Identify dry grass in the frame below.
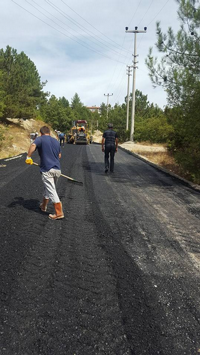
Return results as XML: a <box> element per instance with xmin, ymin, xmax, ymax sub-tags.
<box><xmin>135</xmin><ymin>150</ymin><xmax>179</xmax><ymax>173</ymax></box>
<box><xmin>130</xmin><ymin>148</ymin><xmax>193</xmax><ymax>182</ymax></box>
<box><xmin>119</xmin><ymin>141</ymin><xmax>194</xmax><ymax>182</ymax></box>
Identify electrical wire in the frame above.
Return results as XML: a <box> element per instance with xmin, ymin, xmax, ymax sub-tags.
<box><xmin>106</xmin><ymin>0</ymin><xmax>163</xmax><ymax>105</ymax></box>
<box><xmin>44</xmin><ymin>0</ymin><xmax>130</xmax><ymax>58</ymax></box>
<box><xmin>128</xmin><ymin>0</ymin><xmax>143</xmax><ymax>27</ymax></box>
<box><xmin>135</xmin><ymin>0</ymin><xmax>172</xmax><ymax>57</ymax></box>
<box><xmin>60</xmin><ymin>0</ymin><xmax>132</xmax><ymax>54</ymax></box>
<box><xmin>11</xmin><ymin>0</ymin><xmax>175</xmax><ymax>107</ymax></box>
<box><xmin>12</xmin><ymin>0</ymin><xmax>127</xmax><ymax>65</ymax></box>
<box><xmin>28</xmin><ymin>0</ymin><xmax>128</xmax><ymax>58</ymax></box>
<box><xmin>147</xmin><ymin>0</ymin><xmax>171</xmax><ymax>26</ymax></box>
<box><xmin>137</xmin><ymin>0</ymin><xmax>154</xmax><ymax>27</ymax></box>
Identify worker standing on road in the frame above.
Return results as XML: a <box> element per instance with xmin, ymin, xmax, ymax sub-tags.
<box><xmin>25</xmin><ymin>126</ymin><xmax>64</xmax><ymax>220</ymax></box>
<box><xmin>102</xmin><ymin>123</ymin><xmax>118</xmax><ymax>173</ymax></box>
<box><xmin>59</xmin><ymin>132</ymin><xmax>65</xmax><ymax>147</ymax></box>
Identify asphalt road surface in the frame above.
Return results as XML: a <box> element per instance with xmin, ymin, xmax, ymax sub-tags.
<box><xmin>0</xmin><ymin>143</ymin><xmax>200</xmax><ymax>355</ymax></box>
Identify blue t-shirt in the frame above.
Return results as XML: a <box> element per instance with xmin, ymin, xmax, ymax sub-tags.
<box><xmin>34</xmin><ymin>135</ymin><xmax>61</xmax><ymax>172</ymax></box>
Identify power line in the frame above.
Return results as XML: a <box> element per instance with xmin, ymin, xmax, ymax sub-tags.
<box><xmin>60</xmin><ymin>0</ymin><xmax>132</xmax><ymax>54</ymax></box>
<box><xmin>126</xmin><ymin>27</ymin><xmax>147</xmax><ymax>141</ymax></box>
<box><xmin>104</xmin><ymin>93</ymin><xmax>113</xmax><ymax>118</ymax></box>
<box><xmin>12</xmin><ymin>0</ymin><xmax>127</xmax><ymax>65</ymax></box>
<box><xmin>137</xmin><ymin>0</ymin><xmax>154</xmax><ymax>27</ymax></box>
<box><xmin>43</xmin><ymin>0</ymin><xmax>130</xmax><ymax>59</ymax></box>
<box><xmin>147</xmin><ymin>0</ymin><xmax>171</xmax><ymax>26</ymax></box>
<box><xmin>106</xmin><ymin>0</ymin><xmax>144</xmax><ymax>102</ymax></box>
<box><xmin>108</xmin><ymin>1</ymin><xmax>177</xmax><ymax>107</ymax></box>
<box><xmin>45</xmin><ymin>0</ymin><xmax>134</xmax><ymax>102</ymax></box>
<box><xmin>28</xmin><ymin>0</ymin><xmax>128</xmax><ymax>59</ymax></box>
<box><xmin>126</xmin><ymin>65</ymin><xmax>132</xmax><ymax>130</ymax></box>
<box><xmin>128</xmin><ymin>0</ymin><xmax>143</xmax><ymax>27</ymax></box>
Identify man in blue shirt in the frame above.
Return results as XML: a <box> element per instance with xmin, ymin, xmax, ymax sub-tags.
<box><xmin>59</xmin><ymin>132</ymin><xmax>65</xmax><ymax>147</ymax></box>
<box><xmin>25</xmin><ymin>126</ymin><xmax>64</xmax><ymax>220</ymax></box>
<box><xmin>102</xmin><ymin>123</ymin><xmax>118</xmax><ymax>173</ymax></box>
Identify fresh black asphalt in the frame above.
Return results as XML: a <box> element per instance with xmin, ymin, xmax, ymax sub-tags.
<box><xmin>0</xmin><ymin>143</ymin><xmax>200</xmax><ymax>355</ymax></box>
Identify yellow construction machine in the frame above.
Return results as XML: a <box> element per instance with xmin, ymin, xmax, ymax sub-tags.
<box><xmin>67</xmin><ymin>120</ymin><xmax>91</xmax><ymax>145</ymax></box>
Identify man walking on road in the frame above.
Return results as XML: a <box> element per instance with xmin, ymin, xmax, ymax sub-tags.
<box><xmin>25</xmin><ymin>126</ymin><xmax>64</xmax><ymax>220</ymax></box>
<box><xmin>102</xmin><ymin>123</ymin><xmax>118</xmax><ymax>173</ymax></box>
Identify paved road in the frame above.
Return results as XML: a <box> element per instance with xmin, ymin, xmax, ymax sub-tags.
<box><xmin>0</xmin><ymin>144</ymin><xmax>200</xmax><ymax>355</ymax></box>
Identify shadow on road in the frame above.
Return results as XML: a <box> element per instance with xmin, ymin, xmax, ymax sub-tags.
<box><xmin>8</xmin><ymin>197</ymin><xmax>42</xmax><ymax>213</ymax></box>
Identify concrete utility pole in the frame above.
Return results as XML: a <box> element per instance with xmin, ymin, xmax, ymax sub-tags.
<box><xmin>126</xmin><ymin>65</ymin><xmax>132</xmax><ymax>130</ymax></box>
<box><xmin>125</xmin><ymin>26</ymin><xmax>147</xmax><ymax>141</ymax></box>
<box><xmin>104</xmin><ymin>93</ymin><xmax>113</xmax><ymax>119</ymax></box>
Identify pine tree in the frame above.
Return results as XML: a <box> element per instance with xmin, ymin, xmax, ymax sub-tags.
<box><xmin>145</xmin><ymin>0</ymin><xmax>200</xmax><ymax>106</ymax></box>
<box><xmin>0</xmin><ymin>46</ymin><xmax>47</xmax><ymax>119</ymax></box>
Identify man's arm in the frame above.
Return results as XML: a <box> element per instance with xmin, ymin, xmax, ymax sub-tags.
<box><xmin>25</xmin><ymin>143</ymin><xmax>36</xmax><ymax>165</ymax></box>
<box><xmin>115</xmin><ymin>138</ymin><xmax>118</xmax><ymax>152</ymax></box>
<box><xmin>27</xmin><ymin>143</ymin><xmax>36</xmax><ymax>157</ymax></box>
<box><xmin>102</xmin><ymin>137</ymin><xmax>105</xmax><ymax>152</ymax></box>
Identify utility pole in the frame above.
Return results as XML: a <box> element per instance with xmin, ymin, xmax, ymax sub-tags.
<box><xmin>126</xmin><ymin>65</ymin><xmax>132</xmax><ymax>130</ymax></box>
<box><xmin>125</xmin><ymin>26</ymin><xmax>147</xmax><ymax>141</ymax></box>
<box><xmin>104</xmin><ymin>93</ymin><xmax>113</xmax><ymax>119</ymax></box>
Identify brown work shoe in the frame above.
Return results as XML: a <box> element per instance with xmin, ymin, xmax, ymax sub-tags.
<box><xmin>49</xmin><ymin>202</ymin><xmax>64</xmax><ymax>220</ymax></box>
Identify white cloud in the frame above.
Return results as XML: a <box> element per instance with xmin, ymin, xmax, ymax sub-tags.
<box><xmin>0</xmin><ymin>0</ymin><xmax>180</xmax><ymax>108</ymax></box>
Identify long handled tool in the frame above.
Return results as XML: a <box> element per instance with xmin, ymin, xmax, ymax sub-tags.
<box><xmin>32</xmin><ymin>162</ymin><xmax>83</xmax><ymax>185</ymax></box>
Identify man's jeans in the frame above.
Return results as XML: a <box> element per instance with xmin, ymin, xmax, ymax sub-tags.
<box><xmin>105</xmin><ymin>145</ymin><xmax>116</xmax><ymax>172</ymax></box>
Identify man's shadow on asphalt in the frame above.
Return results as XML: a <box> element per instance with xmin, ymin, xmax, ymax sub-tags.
<box><xmin>8</xmin><ymin>197</ymin><xmax>43</xmax><ymax>214</ymax></box>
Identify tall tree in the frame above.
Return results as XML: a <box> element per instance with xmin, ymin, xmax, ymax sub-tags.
<box><xmin>43</xmin><ymin>95</ymin><xmax>74</xmax><ymax>132</ymax></box>
<box><xmin>71</xmin><ymin>93</ymin><xmax>83</xmax><ymax>110</ymax></box>
<box><xmin>0</xmin><ymin>70</ymin><xmax>5</xmax><ymax>118</ymax></box>
<box><xmin>0</xmin><ymin>46</ymin><xmax>47</xmax><ymax>119</ymax></box>
<box><xmin>145</xmin><ymin>0</ymin><xmax>200</xmax><ymax>106</ymax></box>
<box><xmin>145</xmin><ymin>0</ymin><xmax>200</xmax><ymax>182</ymax></box>
<box><xmin>59</xmin><ymin>96</ymin><xmax>69</xmax><ymax>108</ymax></box>
<box><xmin>100</xmin><ymin>102</ymin><xmax>107</xmax><ymax>117</ymax></box>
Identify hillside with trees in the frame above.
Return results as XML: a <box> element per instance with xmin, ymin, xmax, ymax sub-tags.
<box><xmin>0</xmin><ymin>46</ymin><xmax>170</xmax><ymax>148</ymax></box>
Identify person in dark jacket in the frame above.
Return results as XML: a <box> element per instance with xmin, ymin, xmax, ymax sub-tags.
<box><xmin>102</xmin><ymin>123</ymin><xmax>118</xmax><ymax>173</ymax></box>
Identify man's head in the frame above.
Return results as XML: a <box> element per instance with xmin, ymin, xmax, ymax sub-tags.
<box><xmin>40</xmin><ymin>126</ymin><xmax>50</xmax><ymax>135</ymax></box>
<box><xmin>108</xmin><ymin>123</ymin><xmax>113</xmax><ymax>129</ymax></box>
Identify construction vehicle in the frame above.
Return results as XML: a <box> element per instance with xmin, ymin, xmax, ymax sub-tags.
<box><xmin>68</xmin><ymin>120</ymin><xmax>90</xmax><ymax>145</ymax></box>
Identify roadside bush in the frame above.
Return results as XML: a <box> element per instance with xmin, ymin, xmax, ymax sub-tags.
<box><xmin>0</xmin><ymin>126</ymin><xmax>5</xmax><ymax>147</ymax></box>
<box><xmin>135</xmin><ymin>116</ymin><xmax>174</xmax><ymax>143</ymax></box>
<box><xmin>166</xmin><ymin>91</ymin><xmax>200</xmax><ymax>184</ymax></box>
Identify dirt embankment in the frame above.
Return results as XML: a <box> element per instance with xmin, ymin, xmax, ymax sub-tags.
<box><xmin>0</xmin><ymin>118</ymin><xmax>57</xmax><ymax>159</ymax></box>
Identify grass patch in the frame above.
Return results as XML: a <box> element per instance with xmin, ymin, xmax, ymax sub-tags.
<box><xmin>135</xmin><ymin>150</ymin><xmax>194</xmax><ymax>182</ymax></box>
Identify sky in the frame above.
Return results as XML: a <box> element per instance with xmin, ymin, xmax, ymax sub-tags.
<box><xmin>0</xmin><ymin>0</ymin><xmax>181</xmax><ymax>109</ymax></box>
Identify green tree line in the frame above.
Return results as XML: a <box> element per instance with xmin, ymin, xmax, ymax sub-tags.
<box><xmin>0</xmin><ymin>45</ymin><xmax>170</xmax><ymax>146</ymax></box>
